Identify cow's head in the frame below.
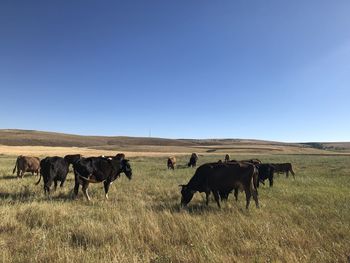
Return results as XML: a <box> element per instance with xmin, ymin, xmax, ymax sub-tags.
<box><xmin>121</xmin><ymin>159</ymin><xmax>132</xmax><ymax>180</ymax></box>
<box><xmin>179</xmin><ymin>184</ymin><xmax>195</xmax><ymax>207</ymax></box>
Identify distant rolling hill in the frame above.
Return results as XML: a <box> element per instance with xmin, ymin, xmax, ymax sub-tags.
<box><xmin>0</xmin><ymin>129</ymin><xmax>347</xmax><ymax>155</ymax></box>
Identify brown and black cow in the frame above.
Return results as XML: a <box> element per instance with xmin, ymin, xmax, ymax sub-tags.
<box><xmin>13</xmin><ymin>155</ymin><xmax>40</xmax><ymax>178</ymax></box>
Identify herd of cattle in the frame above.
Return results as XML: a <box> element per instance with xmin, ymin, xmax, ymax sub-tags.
<box><xmin>11</xmin><ymin>153</ymin><xmax>295</xmax><ymax>208</ymax></box>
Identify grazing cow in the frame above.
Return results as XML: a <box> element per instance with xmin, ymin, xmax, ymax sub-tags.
<box><xmin>187</xmin><ymin>153</ymin><xmax>198</xmax><ymax>167</ymax></box>
<box><xmin>64</xmin><ymin>154</ymin><xmax>81</xmax><ymax>166</ymax></box>
<box><xmin>224</xmin><ymin>154</ymin><xmax>230</xmax><ymax>163</ymax></box>
<box><xmin>73</xmin><ymin>156</ymin><xmax>132</xmax><ymax>201</ymax></box>
<box><xmin>241</xmin><ymin>159</ymin><xmax>262</xmax><ymax>165</ymax></box>
<box><xmin>167</xmin><ymin>157</ymin><xmax>176</xmax><ymax>170</ymax></box>
<box><xmin>36</xmin><ymin>157</ymin><xmax>69</xmax><ymax>194</ymax></box>
<box><xmin>271</xmin><ymin>163</ymin><xmax>295</xmax><ymax>178</ymax></box>
<box><xmin>256</xmin><ymin>164</ymin><xmax>275</xmax><ymax>187</ymax></box>
<box><xmin>180</xmin><ymin>161</ymin><xmax>259</xmax><ymax>209</ymax></box>
<box><xmin>115</xmin><ymin>153</ymin><xmax>125</xmax><ymax>160</ymax></box>
<box><xmin>13</xmin><ymin>155</ymin><xmax>40</xmax><ymax>178</ymax></box>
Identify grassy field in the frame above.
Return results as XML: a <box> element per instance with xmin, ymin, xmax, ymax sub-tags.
<box><xmin>0</xmin><ymin>154</ymin><xmax>349</xmax><ymax>262</ymax></box>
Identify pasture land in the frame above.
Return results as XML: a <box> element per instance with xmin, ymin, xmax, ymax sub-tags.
<box><xmin>0</xmin><ymin>154</ymin><xmax>349</xmax><ymax>262</ymax></box>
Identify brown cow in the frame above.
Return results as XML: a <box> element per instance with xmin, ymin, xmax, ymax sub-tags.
<box><xmin>167</xmin><ymin>157</ymin><xmax>176</xmax><ymax>170</ymax></box>
<box><xmin>13</xmin><ymin>155</ymin><xmax>40</xmax><ymax>178</ymax></box>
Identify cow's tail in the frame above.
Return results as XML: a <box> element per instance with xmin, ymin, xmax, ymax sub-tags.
<box><xmin>251</xmin><ymin>165</ymin><xmax>260</xmax><ymax>208</ymax></box>
<box><xmin>251</xmin><ymin>166</ymin><xmax>259</xmax><ymax>193</ymax></box>
<box><xmin>35</xmin><ymin>172</ymin><xmax>42</xmax><ymax>185</ymax></box>
<box><xmin>12</xmin><ymin>158</ymin><xmax>18</xmax><ymax>174</ymax></box>
<box><xmin>290</xmin><ymin>164</ymin><xmax>295</xmax><ymax>178</ymax></box>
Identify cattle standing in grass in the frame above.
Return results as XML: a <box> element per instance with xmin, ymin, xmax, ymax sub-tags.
<box><xmin>73</xmin><ymin>156</ymin><xmax>132</xmax><ymax>201</ymax></box>
<box><xmin>167</xmin><ymin>157</ymin><xmax>176</xmax><ymax>170</ymax></box>
<box><xmin>64</xmin><ymin>154</ymin><xmax>81</xmax><ymax>167</ymax></box>
<box><xmin>271</xmin><ymin>163</ymin><xmax>295</xmax><ymax>178</ymax></box>
<box><xmin>13</xmin><ymin>155</ymin><xmax>40</xmax><ymax>178</ymax></box>
<box><xmin>256</xmin><ymin>164</ymin><xmax>275</xmax><ymax>187</ymax></box>
<box><xmin>241</xmin><ymin>159</ymin><xmax>262</xmax><ymax>165</ymax></box>
<box><xmin>36</xmin><ymin>157</ymin><xmax>69</xmax><ymax>194</ymax></box>
<box><xmin>115</xmin><ymin>153</ymin><xmax>125</xmax><ymax>160</ymax></box>
<box><xmin>224</xmin><ymin>154</ymin><xmax>230</xmax><ymax>163</ymax></box>
<box><xmin>180</xmin><ymin>162</ymin><xmax>259</xmax><ymax>209</ymax></box>
<box><xmin>188</xmin><ymin>153</ymin><xmax>198</xmax><ymax>167</ymax></box>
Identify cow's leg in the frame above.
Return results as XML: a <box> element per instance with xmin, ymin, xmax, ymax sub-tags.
<box><xmin>252</xmin><ymin>189</ymin><xmax>259</xmax><ymax>208</ymax></box>
<box><xmin>205</xmin><ymin>191</ymin><xmax>210</xmax><ymax>206</ymax></box>
<box><xmin>286</xmin><ymin>170</ymin><xmax>289</xmax><ymax>178</ymax></box>
<box><xmin>17</xmin><ymin>169</ymin><xmax>20</xmax><ymax>178</ymax></box>
<box><xmin>82</xmin><ymin>181</ymin><xmax>91</xmax><ymax>201</ymax></box>
<box><xmin>60</xmin><ymin>179</ymin><xmax>65</xmax><ymax>188</ymax></box>
<box><xmin>73</xmin><ymin>180</ymin><xmax>80</xmax><ymax>198</ymax></box>
<box><xmin>212</xmin><ymin>191</ymin><xmax>221</xmax><ymax>208</ymax></box>
<box><xmin>234</xmin><ymin>188</ymin><xmax>239</xmax><ymax>202</ymax></box>
<box><xmin>54</xmin><ymin>180</ymin><xmax>58</xmax><ymax>191</ymax></box>
<box><xmin>245</xmin><ymin>189</ymin><xmax>252</xmax><ymax>209</ymax></box>
<box><xmin>104</xmin><ymin>181</ymin><xmax>111</xmax><ymax>199</ymax></box>
<box><xmin>290</xmin><ymin>169</ymin><xmax>295</xmax><ymax>179</ymax></box>
<box><xmin>269</xmin><ymin>177</ymin><xmax>273</xmax><ymax>187</ymax></box>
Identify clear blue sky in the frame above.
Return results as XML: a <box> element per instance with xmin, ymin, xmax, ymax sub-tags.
<box><xmin>0</xmin><ymin>1</ymin><xmax>349</xmax><ymax>142</ymax></box>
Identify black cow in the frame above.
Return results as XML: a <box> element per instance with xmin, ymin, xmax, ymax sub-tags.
<box><xmin>64</xmin><ymin>154</ymin><xmax>81</xmax><ymax>166</ymax></box>
<box><xmin>270</xmin><ymin>163</ymin><xmax>295</xmax><ymax>178</ymax></box>
<box><xmin>224</xmin><ymin>154</ymin><xmax>230</xmax><ymax>163</ymax></box>
<box><xmin>36</xmin><ymin>156</ymin><xmax>69</xmax><ymax>194</ymax></box>
<box><xmin>187</xmin><ymin>153</ymin><xmax>198</xmax><ymax>167</ymax></box>
<box><xmin>115</xmin><ymin>153</ymin><xmax>126</xmax><ymax>160</ymax></box>
<box><xmin>241</xmin><ymin>159</ymin><xmax>262</xmax><ymax>165</ymax></box>
<box><xmin>256</xmin><ymin>164</ymin><xmax>275</xmax><ymax>187</ymax></box>
<box><xmin>180</xmin><ymin>162</ymin><xmax>259</xmax><ymax>209</ymax></box>
<box><xmin>73</xmin><ymin>156</ymin><xmax>132</xmax><ymax>201</ymax></box>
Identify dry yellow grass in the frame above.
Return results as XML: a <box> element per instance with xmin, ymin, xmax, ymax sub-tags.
<box><xmin>0</xmin><ymin>144</ymin><xmax>338</xmax><ymax>159</ymax></box>
<box><xmin>0</xmin><ymin>154</ymin><xmax>349</xmax><ymax>262</ymax></box>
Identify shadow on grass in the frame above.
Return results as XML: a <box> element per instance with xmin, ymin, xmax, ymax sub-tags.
<box><xmin>0</xmin><ymin>175</ymin><xmax>18</xmax><ymax>180</ymax></box>
<box><xmin>150</xmin><ymin>201</ymin><xmax>223</xmax><ymax>215</ymax></box>
<box><xmin>0</xmin><ymin>186</ymin><xmax>75</xmax><ymax>203</ymax></box>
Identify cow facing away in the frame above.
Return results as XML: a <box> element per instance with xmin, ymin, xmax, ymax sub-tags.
<box><xmin>180</xmin><ymin>162</ymin><xmax>259</xmax><ymax>209</ymax></box>
<box><xmin>167</xmin><ymin>157</ymin><xmax>176</xmax><ymax>170</ymax></box>
<box><xmin>36</xmin><ymin>157</ymin><xmax>69</xmax><ymax>194</ymax></box>
<box><xmin>188</xmin><ymin>153</ymin><xmax>198</xmax><ymax>167</ymax></box>
<box><xmin>13</xmin><ymin>156</ymin><xmax>40</xmax><ymax>178</ymax></box>
<box><xmin>224</xmin><ymin>154</ymin><xmax>230</xmax><ymax>163</ymax></box>
<box><xmin>64</xmin><ymin>154</ymin><xmax>81</xmax><ymax>167</ymax></box>
<box><xmin>271</xmin><ymin>163</ymin><xmax>295</xmax><ymax>178</ymax></box>
<box><xmin>73</xmin><ymin>156</ymin><xmax>132</xmax><ymax>201</ymax></box>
